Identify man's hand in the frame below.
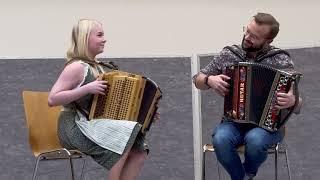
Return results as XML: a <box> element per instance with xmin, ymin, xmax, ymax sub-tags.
<box><xmin>275</xmin><ymin>82</ymin><xmax>296</xmax><ymax>109</ymax></box>
<box><xmin>207</xmin><ymin>74</ymin><xmax>230</xmax><ymax>96</ymax></box>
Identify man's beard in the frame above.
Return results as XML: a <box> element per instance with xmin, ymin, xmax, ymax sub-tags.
<box><xmin>241</xmin><ymin>36</ymin><xmax>264</xmax><ymax>52</ymax></box>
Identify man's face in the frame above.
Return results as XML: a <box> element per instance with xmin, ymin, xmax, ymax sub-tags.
<box><xmin>241</xmin><ymin>20</ymin><xmax>272</xmax><ymax>52</ymax></box>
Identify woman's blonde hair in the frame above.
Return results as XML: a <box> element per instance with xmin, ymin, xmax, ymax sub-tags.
<box><xmin>66</xmin><ymin>19</ymin><xmax>101</xmax><ymax>62</ymax></box>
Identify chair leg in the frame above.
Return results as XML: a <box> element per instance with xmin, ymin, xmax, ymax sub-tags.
<box><xmin>275</xmin><ymin>144</ymin><xmax>279</xmax><ymax>180</ymax></box>
<box><xmin>80</xmin><ymin>156</ymin><xmax>87</xmax><ymax>180</ymax></box>
<box><xmin>68</xmin><ymin>156</ymin><xmax>75</xmax><ymax>180</ymax></box>
<box><xmin>284</xmin><ymin>147</ymin><xmax>292</xmax><ymax>180</ymax></box>
<box><xmin>61</xmin><ymin>149</ymin><xmax>76</xmax><ymax>180</ymax></box>
<box><xmin>32</xmin><ymin>155</ymin><xmax>43</xmax><ymax>180</ymax></box>
<box><xmin>203</xmin><ymin>151</ymin><xmax>206</xmax><ymax>180</ymax></box>
<box><xmin>216</xmin><ymin>155</ymin><xmax>221</xmax><ymax>180</ymax></box>
<box><xmin>203</xmin><ymin>146</ymin><xmax>221</xmax><ymax>180</ymax></box>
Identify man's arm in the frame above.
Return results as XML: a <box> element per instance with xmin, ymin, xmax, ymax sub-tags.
<box><xmin>192</xmin><ymin>48</ymin><xmax>228</xmax><ymax>90</ymax></box>
<box><xmin>193</xmin><ymin>72</ymin><xmax>210</xmax><ymax>90</ymax></box>
<box><xmin>193</xmin><ymin>73</ymin><xmax>231</xmax><ymax>96</ymax></box>
<box><xmin>273</xmin><ymin>52</ymin><xmax>303</xmax><ymax>113</ymax></box>
<box><xmin>293</xmin><ymin>97</ymin><xmax>302</xmax><ymax>114</ymax></box>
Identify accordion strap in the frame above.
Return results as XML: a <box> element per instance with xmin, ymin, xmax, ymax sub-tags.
<box><xmin>256</xmin><ymin>49</ymin><xmax>290</xmax><ymax>62</ymax></box>
<box><xmin>278</xmin><ymin>79</ymin><xmax>300</xmax><ymax>127</ymax></box>
<box><xmin>65</xmin><ymin>58</ymin><xmax>119</xmax><ymax>70</ymax></box>
<box><xmin>74</xmin><ymin>102</ymin><xmax>89</xmax><ymax>120</ymax></box>
<box><xmin>224</xmin><ymin>45</ymin><xmax>291</xmax><ymax>63</ymax></box>
<box><xmin>224</xmin><ymin>45</ymin><xmax>246</xmax><ymax>61</ymax></box>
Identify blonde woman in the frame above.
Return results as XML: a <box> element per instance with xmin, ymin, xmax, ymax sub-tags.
<box><xmin>48</xmin><ymin>19</ymin><xmax>148</xmax><ymax>180</ymax></box>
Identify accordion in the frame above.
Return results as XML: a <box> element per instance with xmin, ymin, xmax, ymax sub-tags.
<box><xmin>223</xmin><ymin>62</ymin><xmax>302</xmax><ymax>131</ymax></box>
<box><xmin>89</xmin><ymin>71</ymin><xmax>162</xmax><ymax>134</ymax></box>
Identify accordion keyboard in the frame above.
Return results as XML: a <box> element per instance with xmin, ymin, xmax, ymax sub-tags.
<box><xmin>90</xmin><ymin>72</ymin><xmax>144</xmax><ymax>121</ymax></box>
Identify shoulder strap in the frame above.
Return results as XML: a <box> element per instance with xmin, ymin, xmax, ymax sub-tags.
<box><xmin>96</xmin><ymin>60</ymin><xmax>119</xmax><ymax>70</ymax></box>
<box><xmin>277</xmin><ymin>78</ymin><xmax>300</xmax><ymax>128</ymax></box>
<box><xmin>65</xmin><ymin>58</ymin><xmax>119</xmax><ymax>70</ymax></box>
<box><xmin>224</xmin><ymin>45</ymin><xmax>291</xmax><ymax>63</ymax></box>
<box><xmin>223</xmin><ymin>45</ymin><xmax>246</xmax><ymax>61</ymax></box>
<box><xmin>74</xmin><ymin>102</ymin><xmax>89</xmax><ymax>120</ymax></box>
<box><xmin>256</xmin><ymin>49</ymin><xmax>291</xmax><ymax>62</ymax></box>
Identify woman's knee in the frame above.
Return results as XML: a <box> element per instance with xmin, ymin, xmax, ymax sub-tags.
<box><xmin>129</xmin><ymin>150</ymin><xmax>147</xmax><ymax>165</ymax></box>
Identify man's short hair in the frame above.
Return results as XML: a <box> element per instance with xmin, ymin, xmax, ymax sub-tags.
<box><xmin>253</xmin><ymin>13</ymin><xmax>280</xmax><ymax>39</ymax></box>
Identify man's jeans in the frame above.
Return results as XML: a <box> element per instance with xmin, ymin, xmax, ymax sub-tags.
<box><xmin>212</xmin><ymin>120</ymin><xmax>284</xmax><ymax>180</ymax></box>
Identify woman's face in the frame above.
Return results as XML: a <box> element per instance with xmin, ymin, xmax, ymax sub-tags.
<box><xmin>88</xmin><ymin>23</ymin><xmax>106</xmax><ymax>57</ymax></box>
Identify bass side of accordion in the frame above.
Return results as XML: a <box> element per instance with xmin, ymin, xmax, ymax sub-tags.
<box><xmin>89</xmin><ymin>71</ymin><xmax>162</xmax><ymax>134</ymax></box>
<box><xmin>223</xmin><ymin>62</ymin><xmax>302</xmax><ymax>132</ymax></box>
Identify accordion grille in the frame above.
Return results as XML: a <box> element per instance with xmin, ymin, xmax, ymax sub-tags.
<box><xmin>91</xmin><ymin>72</ymin><xmax>143</xmax><ymax>121</ymax></box>
<box><xmin>117</xmin><ymin>77</ymin><xmax>138</xmax><ymax>120</ymax></box>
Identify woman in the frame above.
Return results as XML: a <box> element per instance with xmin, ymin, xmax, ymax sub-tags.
<box><xmin>48</xmin><ymin>19</ymin><xmax>149</xmax><ymax>180</ymax></box>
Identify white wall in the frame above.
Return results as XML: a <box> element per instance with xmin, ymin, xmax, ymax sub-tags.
<box><xmin>0</xmin><ymin>0</ymin><xmax>319</xmax><ymax>59</ymax></box>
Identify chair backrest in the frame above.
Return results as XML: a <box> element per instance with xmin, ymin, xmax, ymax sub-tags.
<box><xmin>22</xmin><ymin>91</ymin><xmax>62</xmax><ymax>157</ymax></box>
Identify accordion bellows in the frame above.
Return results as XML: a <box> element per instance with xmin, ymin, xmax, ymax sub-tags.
<box><xmin>223</xmin><ymin>62</ymin><xmax>302</xmax><ymax>132</ymax></box>
<box><xmin>89</xmin><ymin>71</ymin><xmax>162</xmax><ymax>134</ymax></box>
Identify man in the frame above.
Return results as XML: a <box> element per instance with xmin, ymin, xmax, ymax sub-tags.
<box><xmin>193</xmin><ymin>13</ymin><xmax>302</xmax><ymax>180</ymax></box>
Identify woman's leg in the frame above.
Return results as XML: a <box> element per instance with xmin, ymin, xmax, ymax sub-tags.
<box><xmin>119</xmin><ymin>149</ymin><xmax>148</xmax><ymax>180</ymax></box>
<box><xmin>108</xmin><ymin>150</ymin><xmax>132</xmax><ymax>180</ymax></box>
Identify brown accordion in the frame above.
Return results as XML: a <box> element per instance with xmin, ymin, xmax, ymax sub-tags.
<box><xmin>223</xmin><ymin>62</ymin><xmax>302</xmax><ymax>131</ymax></box>
<box><xmin>89</xmin><ymin>71</ymin><xmax>162</xmax><ymax>134</ymax></box>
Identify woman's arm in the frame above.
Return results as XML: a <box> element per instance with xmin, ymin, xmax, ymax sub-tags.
<box><xmin>48</xmin><ymin>62</ymin><xmax>88</xmax><ymax>106</ymax></box>
<box><xmin>48</xmin><ymin>62</ymin><xmax>108</xmax><ymax>106</ymax></box>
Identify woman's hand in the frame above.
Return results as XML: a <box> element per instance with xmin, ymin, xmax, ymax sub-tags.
<box><xmin>83</xmin><ymin>79</ymin><xmax>108</xmax><ymax>95</ymax></box>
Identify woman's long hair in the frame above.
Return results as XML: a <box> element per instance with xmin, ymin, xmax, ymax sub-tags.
<box><xmin>66</xmin><ymin>19</ymin><xmax>101</xmax><ymax>62</ymax></box>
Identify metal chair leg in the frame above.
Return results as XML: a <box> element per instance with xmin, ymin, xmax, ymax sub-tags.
<box><xmin>80</xmin><ymin>156</ymin><xmax>87</xmax><ymax>180</ymax></box>
<box><xmin>32</xmin><ymin>155</ymin><xmax>43</xmax><ymax>180</ymax></box>
<box><xmin>31</xmin><ymin>149</ymin><xmax>87</xmax><ymax>180</ymax></box>
<box><xmin>61</xmin><ymin>149</ymin><xmax>76</xmax><ymax>180</ymax></box>
<box><xmin>275</xmin><ymin>144</ymin><xmax>279</xmax><ymax>180</ymax></box>
<box><xmin>203</xmin><ymin>145</ymin><xmax>221</xmax><ymax>180</ymax></box>
<box><xmin>284</xmin><ymin>147</ymin><xmax>292</xmax><ymax>180</ymax></box>
<box><xmin>203</xmin><ymin>151</ymin><xmax>206</xmax><ymax>180</ymax></box>
<box><xmin>68</xmin><ymin>156</ymin><xmax>75</xmax><ymax>180</ymax></box>
<box><xmin>216</xmin><ymin>156</ymin><xmax>221</xmax><ymax>180</ymax></box>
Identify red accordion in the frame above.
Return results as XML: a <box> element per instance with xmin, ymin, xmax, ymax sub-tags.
<box><xmin>223</xmin><ymin>62</ymin><xmax>302</xmax><ymax>131</ymax></box>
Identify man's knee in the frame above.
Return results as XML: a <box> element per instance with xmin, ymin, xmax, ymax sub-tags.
<box><xmin>245</xmin><ymin>129</ymin><xmax>269</xmax><ymax>153</ymax></box>
<box><xmin>212</xmin><ymin>130</ymin><xmax>234</xmax><ymax>150</ymax></box>
<box><xmin>212</xmin><ymin>122</ymin><xmax>240</xmax><ymax>149</ymax></box>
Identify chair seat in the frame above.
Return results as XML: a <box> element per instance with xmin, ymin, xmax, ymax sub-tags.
<box><xmin>203</xmin><ymin>144</ymin><xmax>252</xmax><ymax>153</ymax></box>
<box><xmin>37</xmin><ymin>149</ymin><xmax>85</xmax><ymax>160</ymax></box>
<box><xmin>203</xmin><ymin>143</ymin><xmax>280</xmax><ymax>154</ymax></box>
